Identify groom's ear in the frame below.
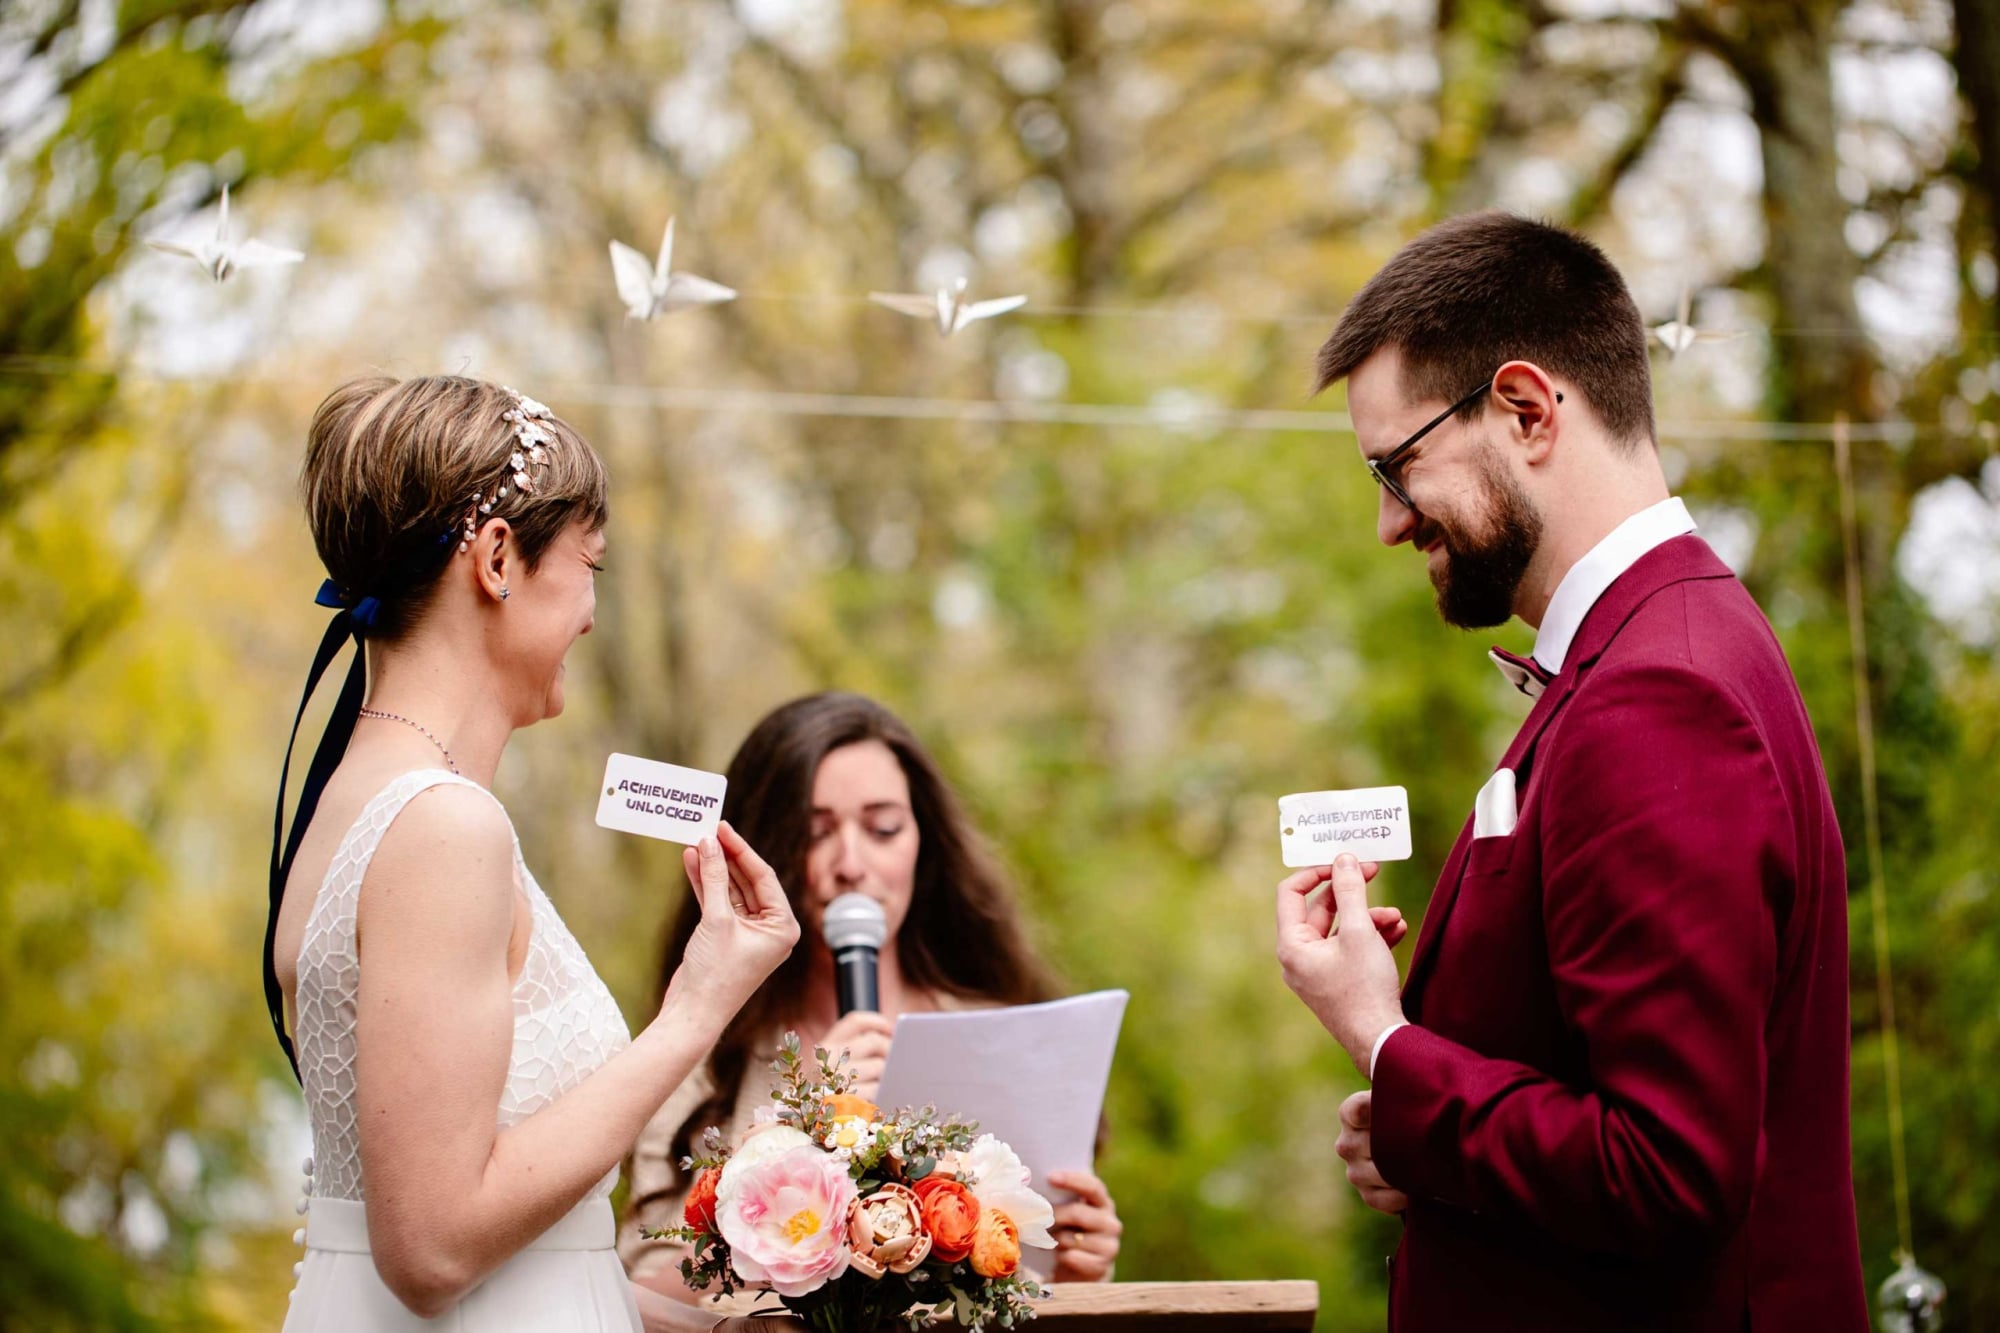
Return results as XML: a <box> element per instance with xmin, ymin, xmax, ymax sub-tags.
<box><xmin>1491</xmin><ymin>360</ymin><xmax>1563</xmax><ymax>465</ymax></box>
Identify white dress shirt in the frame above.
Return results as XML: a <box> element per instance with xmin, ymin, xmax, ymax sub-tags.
<box><xmin>1369</xmin><ymin>496</ymin><xmax>1700</xmax><ymax>1079</ymax></box>
<box><xmin>1531</xmin><ymin>496</ymin><xmax>1697</xmax><ymax>674</ymax></box>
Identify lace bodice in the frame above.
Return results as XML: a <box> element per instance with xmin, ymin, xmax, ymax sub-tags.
<box><xmin>294</xmin><ymin>769</ymin><xmax>632</xmax><ymax>1202</ymax></box>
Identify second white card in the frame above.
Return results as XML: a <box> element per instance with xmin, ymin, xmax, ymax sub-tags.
<box><xmin>1277</xmin><ymin>785</ymin><xmax>1413</xmax><ymax>868</ymax></box>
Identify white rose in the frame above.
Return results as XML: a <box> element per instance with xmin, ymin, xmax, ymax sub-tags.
<box><xmin>961</xmin><ymin>1134</ymin><xmax>1055</xmax><ymax>1249</ymax></box>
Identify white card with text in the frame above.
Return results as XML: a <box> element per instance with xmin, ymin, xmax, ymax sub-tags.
<box><xmin>1278</xmin><ymin>785</ymin><xmax>1413</xmax><ymax>868</ymax></box>
<box><xmin>595</xmin><ymin>753</ymin><xmax>726</xmax><ymax>845</ymax></box>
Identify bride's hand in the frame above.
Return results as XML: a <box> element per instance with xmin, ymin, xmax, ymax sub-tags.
<box><xmin>662</xmin><ymin>821</ymin><xmax>800</xmax><ymax>1024</ymax></box>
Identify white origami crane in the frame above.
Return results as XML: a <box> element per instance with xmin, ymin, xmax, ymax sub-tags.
<box><xmin>145</xmin><ymin>185</ymin><xmax>304</xmax><ymax>282</ymax></box>
<box><xmin>868</xmin><ymin>277</ymin><xmax>1027</xmax><ymax>337</ymax></box>
<box><xmin>1650</xmin><ymin>286</ymin><xmax>1743</xmax><ymax>359</ymax></box>
<box><xmin>608</xmin><ymin>218</ymin><xmax>737</xmax><ymax>320</ymax></box>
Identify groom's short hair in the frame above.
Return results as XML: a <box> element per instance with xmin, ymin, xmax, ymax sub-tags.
<box><xmin>1314</xmin><ymin>211</ymin><xmax>1657</xmax><ymax>450</ymax></box>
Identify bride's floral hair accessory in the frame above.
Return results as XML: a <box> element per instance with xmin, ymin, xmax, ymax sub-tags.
<box><xmin>460</xmin><ymin>387</ymin><xmax>559</xmax><ymax>552</ymax></box>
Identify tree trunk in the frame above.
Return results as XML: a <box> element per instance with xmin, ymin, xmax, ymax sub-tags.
<box><xmin>1728</xmin><ymin>1</ymin><xmax>1881</xmax><ymax>426</ymax></box>
<box><xmin>1954</xmin><ymin>0</ymin><xmax>2000</xmax><ymax>274</ymax></box>
<box><xmin>1690</xmin><ymin>2</ymin><xmax>1906</xmax><ymax>578</ymax></box>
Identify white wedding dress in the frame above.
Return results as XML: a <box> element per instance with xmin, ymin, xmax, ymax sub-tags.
<box><xmin>282</xmin><ymin>769</ymin><xmax>641</xmax><ymax>1331</ymax></box>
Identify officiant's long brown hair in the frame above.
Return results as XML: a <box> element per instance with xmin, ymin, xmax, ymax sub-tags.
<box><xmin>655</xmin><ymin>691</ymin><xmax>1060</xmax><ymax>1167</ymax></box>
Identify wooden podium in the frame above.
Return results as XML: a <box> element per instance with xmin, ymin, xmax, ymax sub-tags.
<box><xmin>719</xmin><ymin>1282</ymin><xmax>1318</xmax><ymax>1331</ymax></box>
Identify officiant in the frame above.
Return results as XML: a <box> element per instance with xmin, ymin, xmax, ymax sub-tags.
<box><xmin>618</xmin><ymin>692</ymin><xmax>1124</xmax><ymax>1304</ymax></box>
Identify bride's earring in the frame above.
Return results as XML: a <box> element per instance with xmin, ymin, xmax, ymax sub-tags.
<box><xmin>500</xmin><ymin>586</ymin><xmax>510</xmax><ymax>600</ymax></box>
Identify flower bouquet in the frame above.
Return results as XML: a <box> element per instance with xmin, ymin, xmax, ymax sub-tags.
<box><xmin>653</xmin><ymin>1034</ymin><xmax>1054</xmax><ymax>1332</ymax></box>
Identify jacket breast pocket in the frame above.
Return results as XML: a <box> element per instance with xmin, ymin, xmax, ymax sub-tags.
<box><xmin>1463</xmin><ymin>829</ymin><xmax>1518</xmax><ymax>877</ymax></box>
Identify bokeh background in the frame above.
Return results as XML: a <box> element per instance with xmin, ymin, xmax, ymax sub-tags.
<box><xmin>4</xmin><ymin>0</ymin><xmax>1999</xmax><ymax>1328</ymax></box>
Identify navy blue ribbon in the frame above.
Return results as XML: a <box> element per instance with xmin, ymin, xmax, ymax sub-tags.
<box><xmin>267</xmin><ymin>530</ymin><xmax>458</xmax><ymax>1077</ymax></box>
<box><xmin>264</xmin><ymin>583</ymin><xmax>373</xmax><ymax>1080</ymax></box>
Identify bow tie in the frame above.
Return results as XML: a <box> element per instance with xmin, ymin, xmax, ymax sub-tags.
<box><xmin>1488</xmin><ymin>646</ymin><xmax>1553</xmax><ymax>699</ymax></box>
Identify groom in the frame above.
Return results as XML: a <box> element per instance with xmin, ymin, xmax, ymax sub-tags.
<box><xmin>1274</xmin><ymin>213</ymin><xmax>1867</xmax><ymax>1329</ymax></box>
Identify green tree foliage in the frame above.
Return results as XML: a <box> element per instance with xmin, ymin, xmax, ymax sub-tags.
<box><xmin>0</xmin><ymin>3</ymin><xmax>430</xmax><ymax>1324</ymax></box>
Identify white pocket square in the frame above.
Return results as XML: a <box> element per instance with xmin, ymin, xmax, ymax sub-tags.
<box><xmin>1473</xmin><ymin>767</ymin><xmax>1518</xmax><ymax>839</ymax></box>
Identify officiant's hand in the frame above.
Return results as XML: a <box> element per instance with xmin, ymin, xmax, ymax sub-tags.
<box><xmin>1048</xmin><ymin>1170</ymin><xmax>1122</xmax><ymax>1282</ymax></box>
<box><xmin>820</xmin><ymin>1010</ymin><xmax>895</xmax><ymax>1102</ymax></box>
<box><xmin>1336</xmin><ymin>1090</ymin><xmax>1409</xmax><ymax>1216</ymax></box>
<box><xmin>666</xmin><ymin>822</ymin><xmax>801</xmax><ymax>1026</ymax></box>
<box><xmin>1276</xmin><ymin>854</ymin><xmax>1408</xmax><ymax>1073</ymax></box>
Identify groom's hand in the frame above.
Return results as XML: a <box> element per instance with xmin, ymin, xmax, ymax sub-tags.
<box><xmin>1337</xmin><ymin>1090</ymin><xmax>1410</xmax><ymax>1216</ymax></box>
<box><xmin>1276</xmin><ymin>854</ymin><xmax>1408</xmax><ymax>1073</ymax></box>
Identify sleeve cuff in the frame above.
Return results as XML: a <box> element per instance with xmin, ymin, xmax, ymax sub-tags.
<box><xmin>1368</xmin><ymin>1021</ymin><xmax>1410</xmax><ymax>1080</ymax></box>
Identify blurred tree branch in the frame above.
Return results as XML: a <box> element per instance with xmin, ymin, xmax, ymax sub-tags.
<box><xmin>1561</xmin><ymin>44</ymin><xmax>1692</xmax><ymax>228</ymax></box>
<box><xmin>0</xmin><ymin>2</ymin><xmax>434</xmax><ymax>708</ymax></box>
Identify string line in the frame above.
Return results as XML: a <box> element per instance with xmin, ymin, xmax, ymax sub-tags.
<box><xmin>0</xmin><ymin>356</ymin><xmax>1967</xmax><ymax>444</ymax></box>
<box><xmin>1834</xmin><ymin>412</ymin><xmax>1917</xmax><ymax>1265</ymax></box>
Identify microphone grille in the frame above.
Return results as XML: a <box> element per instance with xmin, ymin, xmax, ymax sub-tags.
<box><xmin>821</xmin><ymin>892</ymin><xmax>887</xmax><ymax>951</ymax></box>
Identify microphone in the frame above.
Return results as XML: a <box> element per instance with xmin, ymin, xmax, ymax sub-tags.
<box><xmin>821</xmin><ymin>893</ymin><xmax>887</xmax><ymax>1016</ymax></box>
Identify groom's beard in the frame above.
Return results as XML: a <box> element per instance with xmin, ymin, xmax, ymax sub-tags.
<box><xmin>1416</xmin><ymin>450</ymin><xmax>1542</xmax><ymax>630</ymax></box>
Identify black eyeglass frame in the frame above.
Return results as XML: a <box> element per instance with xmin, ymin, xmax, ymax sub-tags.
<box><xmin>1365</xmin><ymin>379</ymin><xmax>1561</xmax><ymax>512</ymax></box>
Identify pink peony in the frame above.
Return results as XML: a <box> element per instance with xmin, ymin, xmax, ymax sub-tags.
<box><xmin>715</xmin><ymin>1144</ymin><xmax>857</xmax><ymax>1298</ymax></box>
<box><xmin>717</xmin><ymin>1125</ymin><xmax>813</xmax><ymax>1206</ymax></box>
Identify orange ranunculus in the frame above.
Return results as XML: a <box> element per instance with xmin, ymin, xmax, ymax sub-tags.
<box><xmin>684</xmin><ymin>1166</ymin><xmax>722</xmax><ymax>1232</ymax></box>
<box><xmin>913</xmin><ymin>1176</ymin><xmax>979</xmax><ymax>1263</ymax></box>
<box><xmin>824</xmin><ymin>1092</ymin><xmax>880</xmax><ymax>1122</ymax></box>
<box><xmin>969</xmin><ymin>1206</ymin><xmax>1021</xmax><ymax>1279</ymax></box>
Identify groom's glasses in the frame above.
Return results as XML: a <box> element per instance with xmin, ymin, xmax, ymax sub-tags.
<box><xmin>1365</xmin><ymin>382</ymin><xmax>1491</xmax><ymax>513</ymax></box>
<box><xmin>1364</xmin><ymin>380</ymin><xmax>1563</xmax><ymax>513</ymax></box>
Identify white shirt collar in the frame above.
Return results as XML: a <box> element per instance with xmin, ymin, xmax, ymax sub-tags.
<box><xmin>1532</xmin><ymin>497</ymin><xmax>1697</xmax><ymax>673</ymax></box>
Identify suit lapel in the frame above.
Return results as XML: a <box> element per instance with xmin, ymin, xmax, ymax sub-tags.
<box><xmin>1398</xmin><ymin>535</ymin><xmax>1735</xmax><ymax>1014</ymax></box>
<box><xmin>1401</xmin><ymin>669</ymin><xmax>1576</xmax><ymax>1009</ymax></box>
<box><xmin>1560</xmin><ymin>534</ymin><xmax>1732</xmax><ymax>674</ymax></box>
<box><xmin>1400</xmin><ymin>813</ymin><xmax>1474</xmax><ymax>1019</ymax></box>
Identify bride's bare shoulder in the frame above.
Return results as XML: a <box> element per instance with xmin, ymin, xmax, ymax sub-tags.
<box><xmin>360</xmin><ymin>781</ymin><xmax>518</xmax><ymax>918</ymax></box>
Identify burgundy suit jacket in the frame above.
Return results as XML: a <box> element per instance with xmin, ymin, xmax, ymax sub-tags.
<box><xmin>1372</xmin><ymin>536</ymin><xmax>1866</xmax><ymax>1331</ymax></box>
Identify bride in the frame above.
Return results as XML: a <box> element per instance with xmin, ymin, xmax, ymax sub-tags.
<box><xmin>267</xmin><ymin>374</ymin><xmax>793</xmax><ymax>1330</ymax></box>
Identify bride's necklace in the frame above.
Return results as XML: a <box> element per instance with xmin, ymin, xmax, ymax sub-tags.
<box><xmin>358</xmin><ymin>707</ymin><xmax>460</xmax><ymax>776</ymax></box>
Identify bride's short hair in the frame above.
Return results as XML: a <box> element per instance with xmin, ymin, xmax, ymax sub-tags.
<box><xmin>301</xmin><ymin>374</ymin><xmax>608</xmax><ymax>639</ymax></box>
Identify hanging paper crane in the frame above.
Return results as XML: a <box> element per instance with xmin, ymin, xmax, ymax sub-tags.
<box><xmin>608</xmin><ymin>217</ymin><xmax>737</xmax><ymax>320</ymax></box>
<box><xmin>145</xmin><ymin>185</ymin><xmax>304</xmax><ymax>283</ymax></box>
<box><xmin>868</xmin><ymin>276</ymin><xmax>1027</xmax><ymax>338</ymax></box>
<box><xmin>1650</xmin><ymin>286</ymin><xmax>1742</xmax><ymax>359</ymax></box>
